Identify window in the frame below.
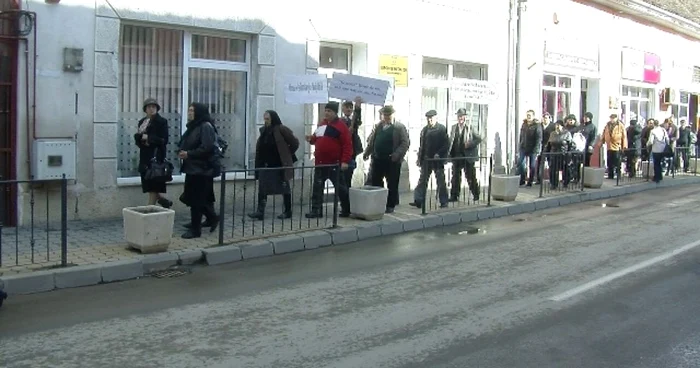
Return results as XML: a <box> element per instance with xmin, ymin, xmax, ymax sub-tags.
<box><xmin>118</xmin><ymin>25</ymin><xmax>249</xmax><ymax>178</ymax></box>
<box><xmin>671</xmin><ymin>91</ymin><xmax>690</xmax><ymax>120</ymax></box>
<box><xmin>542</xmin><ymin>74</ymin><xmax>572</xmax><ymax>121</ymax></box>
<box><xmin>619</xmin><ymin>85</ymin><xmax>653</xmax><ymax>125</ymax></box>
<box><xmin>314</xmin><ymin>43</ymin><xmax>352</xmax><ymax>140</ymax></box>
<box><xmin>693</xmin><ymin>66</ymin><xmax>700</xmax><ymax>84</ymax></box>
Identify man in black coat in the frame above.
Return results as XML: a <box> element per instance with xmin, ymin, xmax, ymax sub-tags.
<box><xmin>410</xmin><ymin>110</ymin><xmax>450</xmax><ymax>208</ymax></box>
<box><xmin>626</xmin><ymin>119</ymin><xmax>642</xmax><ymax>177</ymax></box>
<box><xmin>448</xmin><ymin>108</ymin><xmax>483</xmax><ymax>202</ymax></box>
<box><xmin>677</xmin><ymin>119</ymin><xmax>693</xmax><ymax>172</ymax></box>
<box><xmin>582</xmin><ymin>112</ymin><xmax>598</xmax><ymax>167</ymax></box>
<box><xmin>518</xmin><ymin>109</ymin><xmax>543</xmax><ymax>186</ymax></box>
<box><xmin>538</xmin><ymin>112</ymin><xmax>555</xmax><ymax>184</ymax></box>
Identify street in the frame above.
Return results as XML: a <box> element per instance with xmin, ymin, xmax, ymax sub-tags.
<box><xmin>1</xmin><ymin>185</ymin><xmax>700</xmax><ymax>368</ymax></box>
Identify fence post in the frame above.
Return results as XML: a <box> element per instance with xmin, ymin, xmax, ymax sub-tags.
<box><xmin>538</xmin><ymin>154</ymin><xmax>544</xmax><ymax>198</ymax></box>
<box><xmin>218</xmin><ymin>170</ymin><xmax>226</xmax><ymax>246</ymax></box>
<box><xmin>60</xmin><ymin>174</ymin><xmax>68</xmax><ymax>267</ymax></box>
<box><xmin>616</xmin><ymin>152</ymin><xmax>621</xmax><ymax>186</ymax></box>
<box><xmin>332</xmin><ymin>164</ymin><xmax>339</xmax><ymax>228</ymax></box>
<box><xmin>421</xmin><ymin>161</ymin><xmax>427</xmax><ymax>215</ymax></box>
<box><xmin>580</xmin><ymin>156</ymin><xmax>585</xmax><ymax>191</ymax></box>
<box><xmin>487</xmin><ymin>155</ymin><xmax>492</xmax><ymax>206</ymax></box>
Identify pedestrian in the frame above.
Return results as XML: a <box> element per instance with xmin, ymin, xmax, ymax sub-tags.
<box><xmin>363</xmin><ymin>105</ymin><xmax>410</xmax><ymax>214</ymax></box>
<box><xmin>647</xmin><ymin>119</ymin><xmax>669</xmax><ymax>183</ymax></box>
<box><xmin>677</xmin><ymin>119</ymin><xmax>692</xmax><ymax>172</ymax></box>
<box><xmin>410</xmin><ymin>110</ymin><xmax>449</xmax><ymax>209</ymax></box>
<box><xmin>626</xmin><ymin>117</ymin><xmax>642</xmax><ymax>177</ymax></box>
<box><xmin>665</xmin><ymin>117</ymin><xmax>679</xmax><ymax>175</ymax></box>
<box><xmin>305</xmin><ymin>102</ymin><xmax>352</xmax><ymax>218</ymax></box>
<box><xmin>565</xmin><ymin>114</ymin><xmax>585</xmax><ymax>182</ymax></box>
<box><xmin>448</xmin><ymin>108</ymin><xmax>482</xmax><ymax>202</ymax></box>
<box><xmin>0</xmin><ymin>279</ymin><xmax>6</xmax><ymax>309</ymax></box>
<box><xmin>545</xmin><ymin>120</ymin><xmax>573</xmax><ymax>189</ymax></box>
<box><xmin>582</xmin><ymin>112</ymin><xmax>597</xmax><ymax>167</ymax></box>
<box><xmin>340</xmin><ymin>97</ymin><xmax>363</xmax><ymax>188</ymax></box>
<box><xmin>640</xmin><ymin>119</ymin><xmax>654</xmax><ymax>162</ymax></box>
<box><xmin>248</xmin><ymin>110</ymin><xmax>300</xmax><ymax>220</ymax></box>
<box><xmin>134</xmin><ymin>98</ymin><xmax>173</xmax><ymax>208</ymax></box>
<box><xmin>600</xmin><ymin>114</ymin><xmax>627</xmax><ymax>179</ymax></box>
<box><xmin>178</xmin><ymin>103</ymin><xmax>221</xmax><ymax>239</ymax></box>
<box><xmin>538</xmin><ymin>112</ymin><xmax>555</xmax><ymax>183</ymax></box>
<box><xmin>518</xmin><ymin>109</ymin><xmax>543</xmax><ymax>186</ymax></box>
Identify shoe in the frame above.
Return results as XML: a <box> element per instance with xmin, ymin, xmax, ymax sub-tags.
<box><xmin>339</xmin><ymin>212</ymin><xmax>351</xmax><ymax>218</ymax></box>
<box><xmin>181</xmin><ymin>230</ymin><xmax>201</xmax><ymax>239</ymax></box>
<box><xmin>440</xmin><ymin>203</ymin><xmax>449</xmax><ymax>208</ymax></box>
<box><xmin>526</xmin><ymin>182</ymin><xmax>533</xmax><ymax>187</ymax></box>
<box><xmin>184</xmin><ymin>220</ymin><xmax>214</xmax><ymax>229</ymax></box>
<box><xmin>385</xmin><ymin>207</ymin><xmax>395</xmax><ymax>214</ymax></box>
<box><xmin>208</xmin><ymin>217</ymin><xmax>219</xmax><ymax>233</ymax></box>
<box><xmin>473</xmin><ymin>194</ymin><xmax>480</xmax><ymax>202</ymax></box>
<box><xmin>305</xmin><ymin>212</ymin><xmax>323</xmax><ymax>219</ymax></box>
<box><xmin>408</xmin><ymin>202</ymin><xmax>422</xmax><ymax>208</ymax></box>
<box><xmin>157</xmin><ymin>198</ymin><xmax>173</xmax><ymax>209</ymax></box>
<box><xmin>277</xmin><ymin>212</ymin><xmax>292</xmax><ymax>220</ymax></box>
<box><xmin>247</xmin><ymin>212</ymin><xmax>264</xmax><ymax>220</ymax></box>
<box><xmin>448</xmin><ymin>197</ymin><xmax>459</xmax><ymax>202</ymax></box>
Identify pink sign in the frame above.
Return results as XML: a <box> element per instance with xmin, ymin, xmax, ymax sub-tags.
<box><xmin>643</xmin><ymin>53</ymin><xmax>661</xmax><ymax>84</ymax></box>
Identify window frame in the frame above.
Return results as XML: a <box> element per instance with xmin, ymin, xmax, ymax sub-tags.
<box><xmin>541</xmin><ymin>73</ymin><xmax>575</xmax><ymax>121</ymax></box>
<box><xmin>619</xmin><ymin>83</ymin><xmax>655</xmax><ymax>124</ymax></box>
<box><xmin>116</xmin><ymin>24</ymin><xmax>251</xmax><ymax>184</ymax></box>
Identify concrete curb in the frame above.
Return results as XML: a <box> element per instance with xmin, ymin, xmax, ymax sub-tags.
<box><xmin>3</xmin><ymin>177</ymin><xmax>699</xmax><ymax>295</ymax></box>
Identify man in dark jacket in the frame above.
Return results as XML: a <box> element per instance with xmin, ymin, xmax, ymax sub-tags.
<box><xmin>626</xmin><ymin>119</ymin><xmax>642</xmax><ymax>177</ymax></box>
<box><xmin>582</xmin><ymin>112</ymin><xmax>597</xmax><ymax>167</ymax></box>
<box><xmin>640</xmin><ymin>119</ymin><xmax>654</xmax><ymax>162</ymax></box>
<box><xmin>0</xmin><ymin>279</ymin><xmax>6</xmax><ymax>309</ymax></box>
<box><xmin>538</xmin><ymin>112</ymin><xmax>555</xmax><ymax>184</ymax></box>
<box><xmin>341</xmin><ymin>97</ymin><xmax>363</xmax><ymax>188</ymax></box>
<box><xmin>518</xmin><ymin>109</ymin><xmax>543</xmax><ymax>186</ymax></box>
<box><xmin>677</xmin><ymin>119</ymin><xmax>692</xmax><ymax>172</ymax></box>
<box><xmin>448</xmin><ymin>108</ymin><xmax>482</xmax><ymax>202</ymax></box>
<box><xmin>410</xmin><ymin>110</ymin><xmax>449</xmax><ymax>208</ymax></box>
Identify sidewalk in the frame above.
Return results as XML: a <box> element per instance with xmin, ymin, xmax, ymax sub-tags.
<box><xmin>1</xmin><ymin>173</ymin><xmax>699</xmax><ymax>294</ymax></box>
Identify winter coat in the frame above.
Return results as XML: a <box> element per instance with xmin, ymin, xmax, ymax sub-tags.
<box><xmin>365</xmin><ymin>121</ymin><xmax>410</xmax><ymax>162</ymax></box>
<box><xmin>519</xmin><ymin>120</ymin><xmax>543</xmax><ymax>154</ymax></box>
<box><xmin>134</xmin><ymin>113</ymin><xmax>169</xmax><ymax>173</ymax></box>
<box><xmin>626</xmin><ymin>120</ymin><xmax>643</xmax><ymax>155</ymax></box>
<box><xmin>179</xmin><ymin>119</ymin><xmax>220</xmax><ymax>177</ymax></box>
<box><xmin>255</xmin><ymin>123</ymin><xmax>300</xmax><ymax>181</ymax></box>
<box><xmin>546</xmin><ymin>130</ymin><xmax>572</xmax><ymax>154</ymax></box>
<box><xmin>448</xmin><ymin>123</ymin><xmax>482</xmax><ymax>162</ymax></box>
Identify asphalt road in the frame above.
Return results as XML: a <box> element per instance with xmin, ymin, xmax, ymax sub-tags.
<box><xmin>2</xmin><ymin>185</ymin><xmax>700</xmax><ymax>368</ymax></box>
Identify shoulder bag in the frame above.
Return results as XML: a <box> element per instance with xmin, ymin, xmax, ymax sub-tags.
<box><xmin>144</xmin><ymin>147</ymin><xmax>174</xmax><ymax>183</ymax></box>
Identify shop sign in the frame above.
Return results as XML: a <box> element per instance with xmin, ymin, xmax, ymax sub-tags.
<box><xmin>544</xmin><ymin>38</ymin><xmax>599</xmax><ymax>72</ymax></box>
<box><xmin>621</xmin><ymin>47</ymin><xmax>661</xmax><ymax>84</ymax></box>
<box><xmin>450</xmin><ymin>78</ymin><xmax>498</xmax><ymax>104</ymax></box>
<box><xmin>378</xmin><ymin>54</ymin><xmax>408</xmax><ymax>87</ymax></box>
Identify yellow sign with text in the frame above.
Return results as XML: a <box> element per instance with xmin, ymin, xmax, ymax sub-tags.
<box><xmin>379</xmin><ymin>55</ymin><xmax>408</xmax><ymax>87</ymax></box>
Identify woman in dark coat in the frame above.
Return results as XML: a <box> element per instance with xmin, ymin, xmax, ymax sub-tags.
<box><xmin>178</xmin><ymin>103</ymin><xmax>220</xmax><ymax>239</ymax></box>
<box><xmin>134</xmin><ymin>98</ymin><xmax>172</xmax><ymax>208</ymax></box>
<box><xmin>248</xmin><ymin>110</ymin><xmax>300</xmax><ymax>220</ymax></box>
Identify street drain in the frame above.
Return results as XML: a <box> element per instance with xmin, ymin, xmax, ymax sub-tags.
<box><xmin>151</xmin><ymin>269</ymin><xmax>190</xmax><ymax>278</ymax></box>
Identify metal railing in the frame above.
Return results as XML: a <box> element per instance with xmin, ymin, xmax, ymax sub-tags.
<box><xmin>217</xmin><ymin>164</ymin><xmax>340</xmax><ymax>245</ymax></box>
<box><xmin>672</xmin><ymin>146</ymin><xmax>697</xmax><ymax>176</ymax></box>
<box><xmin>416</xmin><ymin>156</ymin><xmax>491</xmax><ymax>215</ymax></box>
<box><xmin>0</xmin><ymin>176</ymin><xmax>68</xmax><ymax>268</ymax></box>
<box><xmin>616</xmin><ymin>148</ymin><xmax>651</xmax><ymax>186</ymax></box>
<box><xmin>538</xmin><ymin>151</ymin><xmax>585</xmax><ymax>197</ymax></box>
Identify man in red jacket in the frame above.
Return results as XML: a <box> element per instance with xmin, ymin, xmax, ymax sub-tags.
<box><xmin>306</xmin><ymin>101</ymin><xmax>352</xmax><ymax>218</ymax></box>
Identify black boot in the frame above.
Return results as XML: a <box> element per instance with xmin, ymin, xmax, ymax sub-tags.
<box><xmin>248</xmin><ymin>198</ymin><xmax>266</xmax><ymax>220</ymax></box>
<box><xmin>157</xmin><ymin>197</ymin><xmax>173</xmax><ymax>209</ymax></box>
<box><xmin>204</xmin><ymin>203</ymin><xmax>219</xmax><ymax>233</ymax></box>
<box><xmin>182</xmin><ymin>207</ymin><xmax>203</xmax><ymax>239</ymax></box>
<box><xmin>277</xmin><ymin>194</ymin><xmax>292</xmax><ymax>219</ymax></box>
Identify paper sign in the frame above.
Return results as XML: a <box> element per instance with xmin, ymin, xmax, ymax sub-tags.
<box><xmin>379</xmin><ymin>54</ymin><xmax>409</xmax><ymax>87</ymax></box>
<box><xmin>328</xmin><ymin>73</ymin><xmax>390</xmax><ymax>106</ymax></box>
<box><xmin>450</xmin><ymin>79</ymin><xmax>498</xmax><ymax>104</ymax></box>
<box><xmin>362</xmin><ymin>73</ymin><xmax>395</xmax><ymax>104</ymax></box>
<box><xmin>283</xmin><ymin>74</ymin><xmax>328</xmax><ymax>104</ymax></box>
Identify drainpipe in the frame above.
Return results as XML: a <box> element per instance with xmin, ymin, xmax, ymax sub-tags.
<box><xmin>505</xmin><ymin>0</ymin><xmax>519</xmax><ymax>174</ymax></box>
<box><xmin>513</xmin><ymin>0</ymin><xmax>525</xmax><ymax>173</ymax></box>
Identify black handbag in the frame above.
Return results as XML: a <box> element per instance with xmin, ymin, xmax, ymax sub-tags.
<box><xmin>144</xmin><ymin>147</ymin><xmax>174</xmax><ymax>183</ymax></box>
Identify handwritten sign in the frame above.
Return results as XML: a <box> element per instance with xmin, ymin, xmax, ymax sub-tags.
<box><xmin>379</xmin><ymin>55</ymin><xmax>408</xmax><ymax>87</ymax></box>
<box><xmin>328</xmin><ymin>73</ymin><xmax>389</xmax><ymax>106</ymax></box>
<box><xmin>450</xmin><ymin>79</ymin><xmax>498</xmax><ymax>104</ymax></box>
<box><xmin>283</xmin><ymin>74</ymin><xmax>328</xmax><ymax>104</ymax></box>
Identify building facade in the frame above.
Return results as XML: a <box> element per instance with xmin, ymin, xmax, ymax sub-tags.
<box><xmin>3</xmin><ymin>0</ymin><xmax>510</xmax><ymax>222</ymax></box>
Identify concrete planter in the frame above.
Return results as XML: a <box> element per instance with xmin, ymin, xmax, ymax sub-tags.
<box><xmin>582</xmin><ymin>167</ymin><xmax>605</xmax><ymax>188</ymax></box>
<box><xmin>688</xmin><ymin>158</ymin><xmax>700</xmax><ymax>174</ymax></box>
<box><xmin>490</xmin><ymin>175</ymin><xmax>519</xmax><ymax>202</ymax></box>
<box><xmin>122</xmin><ymin>205</ymin><xmax>175</xmax><ymax>254</ymax></box>
<box><xmin>640</xmin><ymin>161</ymin><xmax>652</xmax><ymax>178</ymax></box>
<box><xmin>349</xmin><ymin>186</ymin><xmax>389</xmax><ymax>221</ymax></box>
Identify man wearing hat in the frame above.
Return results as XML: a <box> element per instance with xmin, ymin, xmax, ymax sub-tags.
<box><xmin>448</xmin><ymin>108</ymin><xmax>482</xmax><ymax>202</ymax></box>
<box><xmin>364</xmin><ymin>105</ymin><xmax>410</xmax><ymax>213</ymax></box>
<box><xmin>306</xmin><ymin>101</ymin><xmax>353</xmax><ymax>218</ymax></box>
<box><xmin>410</xmin><ymin>110</ymin><xmax>449</xmax><ymax>208</ymax></box>
<box><xmin>600</xmin><ymin>113</ymin><xmax>627</xmax><ymax>179</ymax></box>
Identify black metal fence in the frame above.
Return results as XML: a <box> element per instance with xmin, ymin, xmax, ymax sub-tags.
<box><xmin>0</xmin><ymin>176</ymin><xmax>68</xmax><ymax>268</ymax></box>
<box><xmin>538</xmin><ymin>152</ymin><xmax>585</xmax><ymax>197</ymax></box>
<box><xmin>616</xmin><ymin>148</ymin><xmax>651</xmax><ymax>186</ymax></box>
<box><xmin>216</xmin><ymin>164</ymin><xmax>340</xmax><ymax>244</ymax></box>
<box><xmin>672</xmin><ymin>146</ymin><xmax>697</xmax><ymax>176</ymax></box>
<box><xmin>416</xmin><ymin>156</ymin><xmax>492</xmax><ymax>215</ymax></box>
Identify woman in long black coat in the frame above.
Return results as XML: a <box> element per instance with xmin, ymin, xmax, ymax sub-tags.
<box><xmin>134</xmin><ymin>98</ymin><xmax>172</xmax><ymax>208</ymax></box>
<box><xmin>178</xmin><ymin>102</ymin><xmax>220</xmax><ymax>239</ymax></box>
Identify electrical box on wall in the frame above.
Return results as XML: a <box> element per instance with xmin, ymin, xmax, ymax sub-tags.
<box><xmin>32</xmin><ymin>140</ymin><xmax>76</xmax><ymax>180</ymax></box>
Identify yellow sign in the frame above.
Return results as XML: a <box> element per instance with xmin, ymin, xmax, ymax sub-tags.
<box><xmin>379</xmin><ymin>55</ymin><xmax>409</xmax><ymax>87</ymax></box>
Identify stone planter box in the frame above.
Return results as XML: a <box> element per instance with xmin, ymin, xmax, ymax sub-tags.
<box><xmin>640</xmin><ymin>161</ymin><xmax>652</xmax><ymax>178</ymax></box>
<box><xmin>490</xmin><ymin>175</ymin><xmax>519</xmax><ymax>202</ymax></box>
<box><xmin>349</xmin><ymin>186</ymin><xmax>389</xmax><ymax>221</ymax></box>
<box><xmin>582</xmin><ymin>167</ymin><xmax>604</xmax><ymax>188</ymax></box>
<box><xmin>123</xmin><ymin>205</ymin><xmax>175</xmax><ymax>254</ymax></box>
<box><xmin>688</xmin><ymin>158</ymin><xmax>700</xmax><ymax>173</ymax></box>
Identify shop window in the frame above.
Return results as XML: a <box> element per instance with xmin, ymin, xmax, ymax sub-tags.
<box><xmin>620</xmin><ymin>85</ymin><xmax>654</xmax><ymax>124</ymax></box>
<box><xmin>693</xmin><ymin>66</ymin><xmax>700</xmax><ymax>84</ymax></box>
<box><xmin>422</xmin><ymin>61</ymin><xmax>449</xmax><ymax>80</ymax></box>
<box><xmin>542</xmin><ymin>74</ymin><xmax>572</xmax><ymax>121</ymax></box>
<box><xmin>319</xmin><ymin>45</ymin><xmax>350</xmax><ymax>70</ymax></box>
<box><xmin>671</xmin><ymin>91</ymin><xmax>690</xmax><ymax>120</ymax></box>
<box><xmin>118</xmin><ymin>25</ymin><xmax>249</xmax><ymax>178</ymax></box>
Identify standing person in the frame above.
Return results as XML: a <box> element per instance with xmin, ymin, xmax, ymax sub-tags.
<box><xmin>518</xmin><ymin>110</ymin><xmax>543</xmax><ymax>187</ymax></box>
<box><xmin>545</xmin><ymin>120</ymin><xmax>573</xmax><ymax>189</ymax></box>
<box><xmin>305</xmin><ymin>102</ymin><xmax>352</xmax><ymax>219</ymax></box>
<box><xmin>626</xmin><ymin>118</ymin><xmax>642</xmax><ymax>177</ymax></box>
<box><xmin>410</xmin><ymin>110</ymin><xmax>449</xmax><ymax>209</ymax></box>
<box><xmin>538</xmin><ymin>112</ymin><xmax>555</xmax><ymax>184</ymax></box>
<box><xmin>647</xmin><ymin>119</ymin><xmax>669</xmax><ymax>183</ymax></box>
<box><xmin>340</xmin><ymin>97</ymin><xmax>363</xmax><ymax>188</ymax></box>
<box><xmin>581</xmin><ymin>112</ymin><xmax>598</xmax><ymax>167</ymax></box>
<box><xmin>640</xmin><ymin>119</ymin><xmax>654</xmax><ymax>162</ymax></box>
<box><xmin>665</xmin><ymin>117</ymin><xmax>679</xmax><ymax>175</ymax></box>
<box><xmin>677</xmin><ymin>119</ymin><xmax>692</xmax><ymax>172</ymax></box>
<box><xmin>363</xmin><ymin>105</ymin><xmax>410</xmax><ymax>214</ymax></box>
<box><xmin>134</xmin><ymin>98</ymin><xmax>173</xmax><ymax>208</ymax></box>
<box><xmin>178</xmin><ymin>103</ymin><xmax>220</xmax><ymax>239</ymax></box>
<box><xmin>565</xmin><ymin>114</ymin><xmax>584</xmax><ymax>182</ymax></box>
<box><xmin>600</xmin><ymin>114</ymin><xmax>627</xmax><ymax>179</ymax></box>
<box><xmin>248</xmin><ymin>110</ymin><xmax>300</xmax><ymax>220</ymax></box>
<box><xmin>448</xmin><ymin>108</ymin><xmax>482</xmax><ymax>202</ymax></box>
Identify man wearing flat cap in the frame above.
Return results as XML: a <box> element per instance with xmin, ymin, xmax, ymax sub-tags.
<box><xmin>410</xmin><ymin>110</ymin><xmax>449</xmax><ymax>208</ymax></box>
<box><xmin>448</xmin><ymin>108</ymin><xmax>482</xmax><ymax>202</ymax></box>
<box><xmin>364</xmin><ymin>105</ymin><xmax>410</xmax><ymax>213</ymax></box>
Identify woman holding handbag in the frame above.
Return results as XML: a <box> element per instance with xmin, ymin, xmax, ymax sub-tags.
<box><xmin>248</xmin><ymin>110</ymin><xmax>300</xmax><ymax>220</ymax></box>
<box><xmin>178</xmin><ymin>103</ymin><xmax>220</xmax><ymax>239</ymax></box>
<box><xmin>134</xmin><ymin>98</ymin><xmax>173</xmax><ymax>208</ymax></box>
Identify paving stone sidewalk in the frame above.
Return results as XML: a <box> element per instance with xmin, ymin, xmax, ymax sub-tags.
<box><xmin>0</xmin><ymin>175</ymin><xmax>692</xmax><ymax>277</ymax></box>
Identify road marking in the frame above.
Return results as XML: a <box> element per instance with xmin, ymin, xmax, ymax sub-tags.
<box><xmin>550</xmin><ymin>239</ymin><xmax>700</xmax><ymax>302</ymax></box>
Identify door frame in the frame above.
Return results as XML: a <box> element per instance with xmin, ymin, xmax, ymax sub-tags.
<box><xmin>0</xmin><ymin>1</ymin><xmax>19</xmax><ymax>226</ymax></box>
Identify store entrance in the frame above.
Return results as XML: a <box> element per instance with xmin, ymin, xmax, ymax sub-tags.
<box><xmin>690</xmin><ymin>94</ymin><xmax>698</xmax><ymax>131</ymax></box>
<box><xmin>580</xmin><ymin>78</ymin><xmax>599</xmax><ymax>123</ymax></box>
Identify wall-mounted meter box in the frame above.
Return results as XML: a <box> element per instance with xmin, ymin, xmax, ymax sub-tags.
<box><xmin>32</xmin><ymin>139</ymin><xmax>76</xmax><ymax>180</ymax></box>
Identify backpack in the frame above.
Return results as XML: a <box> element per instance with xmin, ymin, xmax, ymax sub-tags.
<box><xmin>571</xmin><ymin>132</ymin><xmax>586</xmax><ymax>152</ymax></box>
